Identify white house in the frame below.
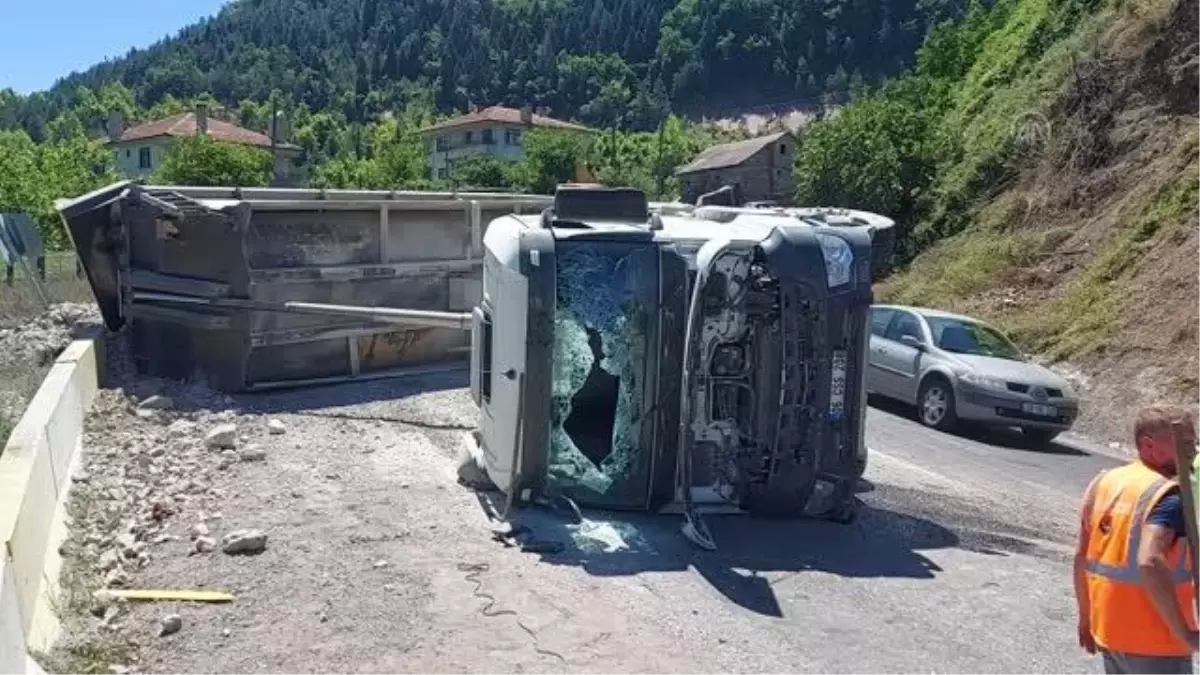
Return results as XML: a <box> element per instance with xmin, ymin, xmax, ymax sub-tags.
<box><xmin>420</xmin><ymin>105</ymin><xmax>593</xmax><ymax>180</ymax></box>
<box><xmin>106</xmin><ymin>105</ymin><xmax>304</xmax><ymax>184</ymax></box>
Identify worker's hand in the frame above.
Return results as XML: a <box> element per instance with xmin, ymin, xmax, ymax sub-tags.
<box><xmin>1078</xmin><ymin>619</ymin><xmax>1096</xmax><ymax>654</ymax></box>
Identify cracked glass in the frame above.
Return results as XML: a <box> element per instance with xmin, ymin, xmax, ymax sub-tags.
<box><xmin>547</xmin><ymin>241</ymin><xmax>658</xmax><ymax>507</ymax></box>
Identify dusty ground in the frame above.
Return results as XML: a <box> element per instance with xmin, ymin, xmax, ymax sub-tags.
<box><xmin>45</xmin><ymin>365</ymin><xmax>1131</xmax><ymax>675</ymax></box>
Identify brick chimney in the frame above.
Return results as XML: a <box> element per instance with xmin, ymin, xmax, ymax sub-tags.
<box><xmin>105</xmin><ymin>110</ymin><xmax>124</xmax><ymax>141</ymax></box>
<box><xmin>195</xmin><ymin>103</ymin><xmax>209</xmax><ymax>136</ymax></box>
<box><xmin>520</xmin><ymin>105</ymin><xmax>533</xmax><ymax>125</ymax></box>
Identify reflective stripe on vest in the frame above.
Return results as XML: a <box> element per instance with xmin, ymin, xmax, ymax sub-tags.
<box><xmin>1085</xmin><ymin>462</ymin><xmax>1197</xmax><ymax>657</ymax></box>
<box><xmin>1086</xmin><ymin>476</ymin><xmax>1193</xmax><ymax>585</ymax></box>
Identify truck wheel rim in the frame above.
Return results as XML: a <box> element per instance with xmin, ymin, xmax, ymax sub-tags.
<box><xmin>922</xmin><ymin>387</ymin><xmax>947</xmax><ymax>425</ymax></box>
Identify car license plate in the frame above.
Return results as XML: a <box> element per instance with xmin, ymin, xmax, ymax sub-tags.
<box><xmin>830</xmin><ymin>351</ymin><xmax>847</xmax><ymax>419</ymax></box>
<box><xmin>1022</xmin><ymin>402</ymin><xmax>1058</xmax><ymax>418</ymax></box>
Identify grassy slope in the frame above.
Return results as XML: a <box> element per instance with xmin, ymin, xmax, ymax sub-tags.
<box><xmin>879</xmin><ymin>0</ymin><xmax>1198</xmax><ymax>443</ymax></box>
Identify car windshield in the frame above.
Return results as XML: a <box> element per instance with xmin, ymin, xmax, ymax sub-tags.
<box><xmin>924</xmin><ymin>316</ymin><xmax>1024</xmax><ymax>361</ymax></box>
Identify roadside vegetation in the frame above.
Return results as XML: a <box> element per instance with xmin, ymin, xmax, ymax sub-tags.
<box><xmin>799</xmin><ymin>0</ymin><xmax>1197</xmax><ymax>439</ymax></box>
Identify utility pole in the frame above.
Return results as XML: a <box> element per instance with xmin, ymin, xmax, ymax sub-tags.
<box><xmin>654</xmin><ymin>117</ymin><xmax>666</xmax><ymax>199</ymax></box>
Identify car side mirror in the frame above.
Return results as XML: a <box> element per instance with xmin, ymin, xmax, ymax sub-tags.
<box><xmin>900</xmin><ymin>334</ymin><xmax>925</xmax><ymax>351</ymax></box>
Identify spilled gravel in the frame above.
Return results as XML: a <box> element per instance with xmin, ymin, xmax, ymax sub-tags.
<box><xmin>0</xmin><ymin>302</ymin><xmax>100</xmax><ymax>438</ymax></box>
<box><xmin>42</xmin><ymin>360</ymin><xmax>1111</xmax><ymax>674</ymax></box>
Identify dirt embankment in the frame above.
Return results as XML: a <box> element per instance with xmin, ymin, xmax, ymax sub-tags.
<box><xmin>883</xmin><ymin>0</ymin><xmax>1199</xmax><ymax>445</ymax></box>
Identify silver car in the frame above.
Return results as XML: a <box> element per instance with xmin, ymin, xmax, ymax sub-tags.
<box><xmin>866</xmin><ymin>304</ymin><xmax>1080</xmax><ymax>445</ymax></box>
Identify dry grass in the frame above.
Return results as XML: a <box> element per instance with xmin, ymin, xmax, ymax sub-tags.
<box><xmin>0</xmin><ymin>252</ymin><xmax>95</xmax><ymax>449</ymax></box>
<box><xmin>0</xmin><ymin>253</ymin><xmax>93</xmax><ymax>323</ymax></box>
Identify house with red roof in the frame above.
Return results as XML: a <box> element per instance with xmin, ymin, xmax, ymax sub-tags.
<box><xmin>419</xmin><ymin>105</ymin><xmax>594</xmax><ymax>181</ymax></box>
<box><xmin>106</xmin><ymin>104</ymin><xmax>303</xmax><ymax>184</ymax></box>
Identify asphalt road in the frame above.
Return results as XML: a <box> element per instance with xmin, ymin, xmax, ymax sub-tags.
<box><xmin>119</xmin><ymin>372</ymin><xmax>1125</xmax><ymax>674</ymax></box>
<box><xmin>863</xmin><ymin>396</ymin><xmax>1125</xmax><ymax>549</ymax></box>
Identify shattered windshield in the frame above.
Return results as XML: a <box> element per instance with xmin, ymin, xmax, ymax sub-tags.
<box><xmin>548</xmin><ymin>240</ymin><xmax>659</xmax><ymax>508</ymax></box>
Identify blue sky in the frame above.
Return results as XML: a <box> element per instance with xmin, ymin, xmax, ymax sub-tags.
<box><xmin>0</xmin><ymin>1</ymin><xmax>231</xmax><ymax>94</ymax></box>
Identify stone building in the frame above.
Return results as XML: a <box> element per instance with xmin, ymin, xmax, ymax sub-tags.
<box><xmin>676</xmin><ymin>131</ymin><xmax>796</xmax><ymax>205</ymax></box>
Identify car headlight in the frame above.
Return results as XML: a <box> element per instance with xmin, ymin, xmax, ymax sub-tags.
<box><xmin>959</xmin><ymin>371</ymin><xmax>1007</xmax><ymax>390</ymax></box>
<box><xmin>816</xmin><ymin>232</ymin><xmax>854</xmax><ymax>288</ymax></box>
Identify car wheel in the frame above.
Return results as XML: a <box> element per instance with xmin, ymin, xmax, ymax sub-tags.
<box><xmin>917</xmin><ymin>376</ymin><xmax>958</xmax><ymax>431</ymax></box>
<box><xmin>1022</xmin><ymin>428</ymin><xmax>1060</xmax><ymax>448</ymax></box>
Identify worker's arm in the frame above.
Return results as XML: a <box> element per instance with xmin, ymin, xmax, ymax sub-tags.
<box><xmin>1074</xmin><ymin>475</ymin><xmax>1100</xmax><ymax>653</ymax></box>
<box><xmin>1138</xmin><ymin>489</ymin><xmax>1199</xmax><ymax>650</ymax></box>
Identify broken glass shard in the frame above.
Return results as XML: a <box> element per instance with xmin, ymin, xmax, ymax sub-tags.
<box><xmin>547</xmin><ymin>241</ymin><xmax>658</xmax><ymax>507</ymax></box>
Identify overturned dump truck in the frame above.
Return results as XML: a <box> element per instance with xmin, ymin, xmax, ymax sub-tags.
<box><xmin>58</xmin><ymin>182</ymin><xmax>895</xmax><ymax>549</ymax></box>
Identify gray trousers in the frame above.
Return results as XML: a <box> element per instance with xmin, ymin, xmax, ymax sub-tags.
<box><xmin>1101</xmin><ymin>649</ymin><xmax>1194</xmax><ymax>674</ymax></box>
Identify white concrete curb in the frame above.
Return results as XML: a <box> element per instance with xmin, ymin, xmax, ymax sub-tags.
<box><xmin>0</xmin><ymin>339</ymin><xmax>100</xmax><ymax>675</ymax></box>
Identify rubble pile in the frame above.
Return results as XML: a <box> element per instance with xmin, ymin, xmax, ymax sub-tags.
<box><xmin>0</xmin><ymin>302</ymin><xmax>101</xmax><ymax>368</ymax></box>
<box><xmin>60</xmin><ymin>381</ymin><xmax>274</xmax><ymax>641</ymax></box>
<box><xmin>0</xmin><ymin>303</ymin><xmax>102</xmax><ymax>429</ymax></box>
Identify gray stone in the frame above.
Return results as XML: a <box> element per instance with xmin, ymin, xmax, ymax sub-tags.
<box><xmin>190</xmin><ymin>523</ymin><xmax>210</xmax><ymax>539</ymax></box>
<box><xmin>204</xmin><ymin>424</ymin><xmax>238</xmax><ymax>450</ymax></box>
<box><xmin>221</xmin><ymin>529</ymin><xmax>268</xmax><ymax>555</ymax></box>
<box><xmin>138</xmin><ymin>395</ymin><xmax>173</xmax><ymax>411</ymax></box>
<box><xmin>104</xmin><ymin>567</ymin><xmax>131</xmax><ymax>588</ymax></box>
<box><xmin>267</xmin><ymin>418</ymin><xmax>287</xmax><ymax>435</ymax></box>
<box><xmin>134</xmin><ymin>409</ymin><xmax>157</xmax><ymax>419</ymax></box>
<box><xmin>115</xmin><ymin>533</ymin><xmax>137</xmax><ymax>554</ymax></box>
<box><xmin>158</xmin><ymin>613</ymin><xmax>182</xmax><ymax>637</ymax></box>
<box><xmin>98</xmin><ymin>549</ymin><xmax>120</xmax><ymax>572</ymax></box>
<box><xmin>238</xmin><ymin>446</ymin><xmax>267</xmax><ymax>463</ymax></box>
<box><xmin>167</xmin><ymin>420</ymin><xmax>197</xmax><ymax>438</ymax></box>
<box><xmin>194</xmin><ymin>536</ymin><xmax>217</xmax><ymax>554</ymax></box>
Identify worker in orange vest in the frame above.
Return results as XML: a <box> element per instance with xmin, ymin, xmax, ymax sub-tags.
<box><xmin>1075</xmin><ymin>405</ymin><xmax>1198</xmax><ymax>674</ymax></box>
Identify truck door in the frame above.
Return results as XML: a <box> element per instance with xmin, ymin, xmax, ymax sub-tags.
<box><xmin>475</xmin><ymin>250</ymin><xmax>528</xmax><ymax>495</ymax></box>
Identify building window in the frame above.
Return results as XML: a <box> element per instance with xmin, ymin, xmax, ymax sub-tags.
<box><xmin>436</xmin><ymin>136</ymin><xmax>449</xmax><ymax>152</ymax></box>
<box><xmin>464</xmin><ymin>131</ymin><xmax>473</xmax><ymax>145</ymax></box>
<box><xmin>125</xmin><ymin>149</ymin><xmax>131</xmax><ymax>158</ymax></box>
<box><xmin>437</xmin><ymin>167</ymin><xmax>448</xmax><ymax>180</ymax></box>
<box><xmin>138</xmin><ymin>147</ymin><xmax>152</xmax><ymax>170</ymax></box>
<box><xmin>505</xmin><ymin>129</ymin><xmax>522</xmax><ymax>145</ymax></box>
<box><xmin>780</xmin><ymin>144</ymin><xmax>787</xmax><ymax>154</ymax></box>
<box><xmin>482</xmin><ymin>128</ymin><xmax>494</xmax><ymax>145</ymax></box>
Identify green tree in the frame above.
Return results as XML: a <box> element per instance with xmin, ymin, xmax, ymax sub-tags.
<box><xmin>449</xmin><ymin>155</ymin><xmax>514</xmax><ymax>189</ymax></box>
<box><xmin>155</xmin><ymin>135</ymin><xmax>273</xmax><ymax>187</ymax></box>
<box><xmin>794</xmin><ymin>97</ymin><xmax>934</xmax><ymax>241</ymax></box>
<box><xmin>0</xmin><ymin>130</ymin><xmax>115</xmax><ymax>249</ymax></box>
<box><xmin>509</xmin><ymin>130</ymin><xmax>592</xmax><ymax>194</ymax></box>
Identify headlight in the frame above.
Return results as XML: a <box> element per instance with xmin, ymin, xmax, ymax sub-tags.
<box><xmin>959</xmin><ymin>371</ymin><xmax>1007</xmax><ymax>390</ymax></box>
<box><xmin>816</xmin><ymin>232</ymin><xmax>854</xmax><ymax>288</ymax></box>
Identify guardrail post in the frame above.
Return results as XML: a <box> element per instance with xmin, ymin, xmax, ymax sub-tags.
<box><xmin>469</xmin><ymin>200</ymin><xmax>482</xmax><ymax>259</ymax></box>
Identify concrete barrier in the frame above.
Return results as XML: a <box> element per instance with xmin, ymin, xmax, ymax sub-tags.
<box><xmin>0</xmin><ymin>339</ymin><xmax>100</xmax><ymax>675</ymax></box>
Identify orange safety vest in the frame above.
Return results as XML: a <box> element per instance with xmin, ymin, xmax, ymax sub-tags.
<box><xmin>1084</xmin><ymin>461</ymin><xmax>1197</xmax><ymax>657</ymax></box>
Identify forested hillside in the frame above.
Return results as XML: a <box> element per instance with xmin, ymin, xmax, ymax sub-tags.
<box><xmin>793</xmin><ymin>0</ymin><xmax>1197</xmax><ymax>441</ymax></box>
<box><xmin>2</xmin><ymin>0</ymin><xmax>965</xmax><ymax>138</ymax></box>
